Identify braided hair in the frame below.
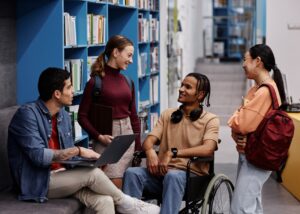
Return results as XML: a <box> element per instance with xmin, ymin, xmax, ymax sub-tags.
<box><xmin>186</xmin><ymin>72</ymin><xmax>211</xmax><ymax>107</ymax></box>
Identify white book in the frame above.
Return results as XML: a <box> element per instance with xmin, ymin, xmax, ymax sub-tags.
<box><xmin>87</xmin><ymin>14</ymin><xmax>92</xmax><ymax>44</ymax></box>
<box><xmin>152</xmin><ymin>75</ymin><xmax>159</xmax><ymax>103</ymax></box>
<box><xmin>64</xmin><ymin>12</ymin><xmax>70</xmax><ymax>45</ymax></box>
<box><xmin>138</xmin><ymin>54</ymin><xmax>142</xmax><ymax>77</ymax></box>
<box><xmin>66</xmin><ymin>105</ymin><xmax>82</xmax><ymax>139</ymax></box>
<box><xmin>149</xmin><ymin>77</ymin><xmax>153</xmax><ymax>104</ymax></box>
<box><xmin>68</xmin><ymin>15</ymin><xmax>77</xmax><ymax>46</ymax></box>
<box><xmin>92</xmin><ymin>15</ymin><xmax>99</xmax><ymax>44</ymax></box>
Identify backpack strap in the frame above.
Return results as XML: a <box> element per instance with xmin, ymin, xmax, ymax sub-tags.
<box><xmin>92</xmin><ymin>75</ymin><xmax>102</xmax><ymax>103</ymax></box>
<box><xmin>92</xmin><ymin>74</ymin><xmax>133</xmax><ymax>101</ymax></box>
<box><xmin>260</xmin><ymin>83</ymin><xmax>279</xmax><ymax>109</ymax></box>
<box><xmin>123</xmin><ymin>75</ymin><xmax>133</xmax><ymax>92</ymax></box>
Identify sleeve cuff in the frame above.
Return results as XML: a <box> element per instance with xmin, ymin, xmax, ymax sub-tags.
<box><xmin>43</xmin><ymin>148</ymin><xmax>54</xmax><ymax>166</ymax></box>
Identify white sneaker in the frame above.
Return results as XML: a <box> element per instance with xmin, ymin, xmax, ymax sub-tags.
<box><xmin>116</xmin><ymin>195</ymin><xmax>160</xmax><ymax>214</ymax></box>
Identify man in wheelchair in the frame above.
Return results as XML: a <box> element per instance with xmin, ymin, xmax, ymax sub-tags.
<box><xmin>123</xmin><ymin>73</ymin><xmax>220</xmax><ymax>214</ymax></box>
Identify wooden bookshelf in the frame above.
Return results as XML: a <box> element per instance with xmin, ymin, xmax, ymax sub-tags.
<box><xmin>16</xmin><ymin>0</ymin><xmax>160</xmax><ymax>146</ymax></box>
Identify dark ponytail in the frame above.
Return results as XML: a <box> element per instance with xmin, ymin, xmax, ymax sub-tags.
<box><xmin>272</xmin><ymin>65</ymin><xmax>286</xmax><ymax>105</ymax></box>
<box><xmin>249</xmin><ymin>44</ymin><xmax>287</xmax><ymax>105</ymax></box>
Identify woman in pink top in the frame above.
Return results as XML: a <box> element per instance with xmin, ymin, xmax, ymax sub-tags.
<box><xmin>228</xmin><ymin>44</ymin><xmax>287</xmax><ymax>214</ymax></box>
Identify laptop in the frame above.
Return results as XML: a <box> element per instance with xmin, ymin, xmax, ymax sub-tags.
<box><xmin>57</xmin><ymin>134</ymin><xmax>136</xmax><ymax>167</ymax></box>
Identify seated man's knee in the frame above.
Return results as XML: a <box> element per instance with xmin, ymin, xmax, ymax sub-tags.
<box><xmin>124</xmin><ymin>167</ymin><xmax>143</xmax><ymax>179</ymax></box>
<box><xmin>164</xmin><ymin>170</ymin><xmax>186</xmax><ymax>185</ymax></box>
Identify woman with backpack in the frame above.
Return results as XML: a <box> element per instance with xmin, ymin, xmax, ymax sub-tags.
<box><xmin>78</xmin><ymin>35</ymin><xmax>141</xmax><ymax>189</ymax></box>
<box><xmin>228</xmin><ymin>44</ymin><xmax>287</xmax><ymax>213</ymax></box>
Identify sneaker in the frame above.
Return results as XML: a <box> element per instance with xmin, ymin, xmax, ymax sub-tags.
<box><xmin>116</xmin><ymin>195</ymin><xmax>160</xmax><ymax>214</ymax></box>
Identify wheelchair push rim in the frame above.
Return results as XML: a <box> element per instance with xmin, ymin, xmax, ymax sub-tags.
<box><xmin>201</xmin><ymin>173</ymin><xmax>234</xmax><ymax>214</ymax></box>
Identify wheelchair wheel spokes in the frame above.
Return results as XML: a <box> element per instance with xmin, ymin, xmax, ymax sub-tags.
<box><xmin>209</xmin><ymin>178</ymin><xmax>233</xmax><ymax>214</ymax></box>
<box><xmin>200</xmin><ymin>174</ymin><xmax>234</xmax><ymax>214</ymax></box>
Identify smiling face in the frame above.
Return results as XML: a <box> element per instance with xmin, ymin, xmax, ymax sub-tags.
<box><xmin>113</xmin><ymin>45</ymin><xmax>134</xmax><ymax>70</ymax></box>
<box><xmin>178</xmin><ymin>76</ymin><xmax>204</xmax><ymax>105</ymax></box>
<box><xmin>242</xmin><ymin>51</ymin><xmax>259</xmax><ymax>80</ymax></box>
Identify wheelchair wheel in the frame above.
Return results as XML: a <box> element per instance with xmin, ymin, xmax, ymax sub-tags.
<box><xmin>201</xmin><ymin>174</ymin><xmax>234</xmax><ymax>214</ymax></box>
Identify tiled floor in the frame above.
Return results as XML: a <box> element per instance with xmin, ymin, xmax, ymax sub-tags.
<box><xmin>215</xmin><ymin>126</ymin><xmax>300</xmax><ymax>214</ymax></box>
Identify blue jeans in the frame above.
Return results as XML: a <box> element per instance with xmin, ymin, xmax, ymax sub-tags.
<box><xmin>123</xmin><ymin>167</ymin><xmax>186</xmax><ymax>214</ymax></box>
<box><xmin>231</xmin><ymin>154</ymin><xmax>272</xmax><ymax>214</ymax></box>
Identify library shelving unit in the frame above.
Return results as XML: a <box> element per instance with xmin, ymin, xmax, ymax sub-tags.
<box><xmin>212</xmin><ymin>0</ymin><xmax>256</xmax><ymax>61</ymax></box>
<box><xmin>16</xmin><ymin>0</ymin><xmax>160</xmax><ymax>146</ymax></box>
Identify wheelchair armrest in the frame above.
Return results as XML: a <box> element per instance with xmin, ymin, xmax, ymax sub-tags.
<box><xmin>133</xmin><ymin>151</ymin><xmax>147</xmax><ymax>159</ymax></box>
<box><xmin>189</xmin><ymin>156</ymin><xmax>214</xmax><ymax>163</ymax></box>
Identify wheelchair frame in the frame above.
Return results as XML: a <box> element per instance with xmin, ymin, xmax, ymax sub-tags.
<box><xmin>132</xmin><ymin>151</ymin><xmax>234</xmax><ymax>214</ymax></box>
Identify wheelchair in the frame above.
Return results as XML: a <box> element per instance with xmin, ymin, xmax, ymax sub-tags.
<box><xmin>132</xmin><ymin>147</ymin><xmax>234</xmax><ymax>214</ymax></box>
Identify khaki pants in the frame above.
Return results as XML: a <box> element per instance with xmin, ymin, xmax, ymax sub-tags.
<box><xmin>47</xmin><ymin>167</ymin><xmax>123</xmax><ymax>214</ymax></box>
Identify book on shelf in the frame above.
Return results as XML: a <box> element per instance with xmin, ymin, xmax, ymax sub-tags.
<box><xmin>150</xmin><ymin>46</ymin><xmax>159</xmax><ymax>73</ymax></box>
<box><xmin>139</xmin><ymin>110</ymin><xmax>149</xmax><ymax>134</ymax></box>
<box><xmin>64</xmin><ymin>59</ymin><xmax>84</xmax><ymax>93</ymax></box>
<box><xmin>65</xmin><ymin>105</ymin><xmax>83</xmax><ymax>140</ymax></box>
<box><xmin>138</xmin><ymin>0</ymin><xmax>159</xmax><ymax>10</ymax></box>
<box><xmin>125</xmin><ymin>0</ymin><xmax>136</xmax><ymax>7</ymax></box>
<box><xmin>149</xmin><ymin>0</ymin><xmax>159</xmax><ymax>11</ymax></box>
<box><xmin>88</xmin><ymin>14</ymin><xmax>106</xmax><ymax>45</ymax></box>
<box><xmin>150</xmin><ymin>112</ymin><xmax>158</xmax><ymax>130</ymax></box>
<box><xmin>214</xmin><ymin>0</ymin><xmax>227</xmax><ymax>7</ymax></box>
<box><xmin>64</xmin><ymin>12</ymin><xmax>77</xmax><ymax>46</ymax></box>
<box><xmin>149</xmin><ymin>14</ymin><xmax>159</xmax><ymax>42</ymax></box>
<box><xmin>149</xmin><ymin>76</ymin><xmax>159</xmax><ymax>104</ymax></box>
<box><xmin>138</xmin><ymin>52</ymin><xmax>148</xmax><ymax>77</ymax></box>
<box><xmin>87</xmin><ymin>14</ymin><xmax>92</xmax><ymax>45</ymax></box>
<box><xmin>138</xmin><ymin>0</ymin><xmax>149</xmax><ymax>9</ymax></box>
<box><xmin>138</xmin><ymin>13</ymin><xmax>149</xmax><ymax>42</ymax></box>
<box><xmin>108</xmin><ymin>0</ymin><xmax>118</xmax><ymax>4</ymax></box>
<box><xmin>138</xmin><ymin>100</ymin><xmax>151</xmax><ymax>112</ymax></box>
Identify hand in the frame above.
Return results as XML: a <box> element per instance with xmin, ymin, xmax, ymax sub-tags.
<box><xmin>98</xmin><ymin>134</ymin><xmax>113</xmax><ymax>145</ymax></box>
<box><xmin>145</xmin><ymin>149</ymin><xmax>159</xmax><ymax>176</ymax></box>
<box><xmin>232</xmin><ymin>132</ymin><xmax>247</xmax><ymax>153</ymax></box>
<box><xmin>158</xmin><ymin>151</ymin><xmax>172</xmax><ymax>176</ymax></box>
<box><xmin>79</xmin><ymin>147</ymin><xmax>100</xmax><ymax>159</ymax></box>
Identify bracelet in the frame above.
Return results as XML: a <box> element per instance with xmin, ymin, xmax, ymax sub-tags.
<box><xmin>76</xmin><ymin>146</ymin><xmax>81</xmax><ymax>156</ymax></box>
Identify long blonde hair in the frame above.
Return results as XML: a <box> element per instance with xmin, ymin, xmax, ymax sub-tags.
<box><xmin>90</xmin><ymin>35</ymin><xmax>133</xmax><ymax>77</ymax></box>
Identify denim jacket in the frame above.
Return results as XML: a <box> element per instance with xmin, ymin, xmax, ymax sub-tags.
<box><xmin>7</xmin><ymin>99</ymin><xmax>74</xmax><ymax>202</ymax></box>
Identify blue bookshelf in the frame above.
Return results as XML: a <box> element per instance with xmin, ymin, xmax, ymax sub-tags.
<box><xmin>16</xmin><ymin>0</ymin><xmax>160</xmax><ymax>145</ymax></box>
<box><xmin>213</xmin><ymin>0</ymin><xmax>256</xmax><ymax>61</ymax></box>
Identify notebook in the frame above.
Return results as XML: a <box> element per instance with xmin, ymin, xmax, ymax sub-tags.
<box><xmin>56</xmin><ymin>134</ymin><xmax>136</xmax><ymax>167</ymax></box>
